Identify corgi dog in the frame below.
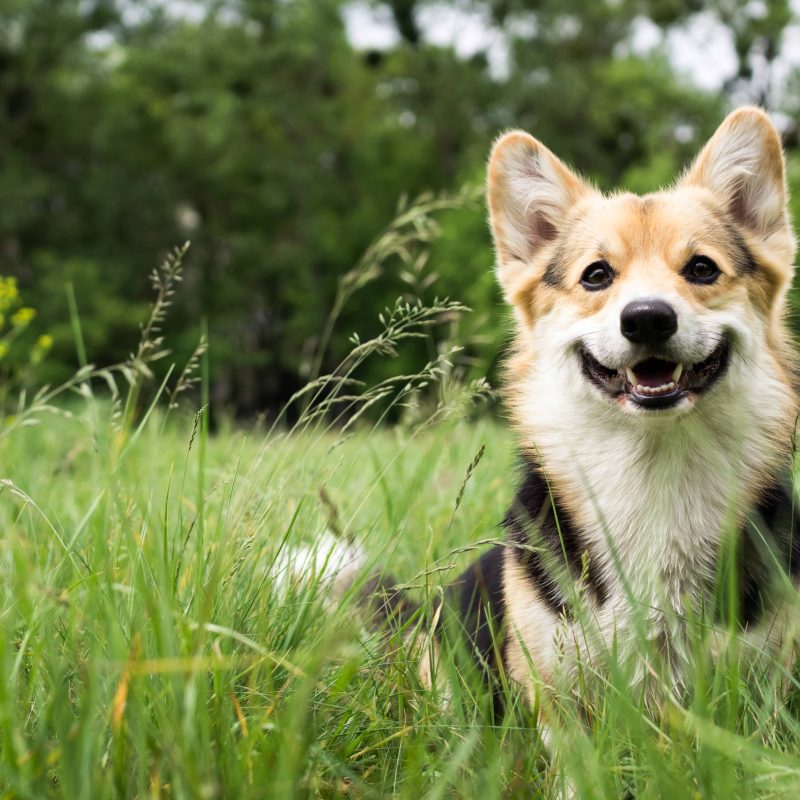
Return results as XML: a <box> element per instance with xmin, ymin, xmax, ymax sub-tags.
<box><xmin>482</xmin><ymin>105</ymin><xmax>799</xmax><ymax>705</ymax></box>
<box><xmin>310</xmin><ymin>107</ymin><xmax>800</xmax><ymax>714</ymax></box>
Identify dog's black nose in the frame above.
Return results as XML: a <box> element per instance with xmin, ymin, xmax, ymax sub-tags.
<box><xmin>620</xmin><ymin>300</ymin><xmax>677</xmax><ymax>345</ymax></box>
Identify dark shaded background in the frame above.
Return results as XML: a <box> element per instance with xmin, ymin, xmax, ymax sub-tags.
<box><xmin>3</xmin><ymin>0</ymin><xmax>800</xmax><ymax>416</ymax></box>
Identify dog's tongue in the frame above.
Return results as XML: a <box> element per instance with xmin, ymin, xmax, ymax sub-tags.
<box><xmin>631</xmin><ymin>357</ymin><xmax>676</xmax><ymax>388</ymax></box>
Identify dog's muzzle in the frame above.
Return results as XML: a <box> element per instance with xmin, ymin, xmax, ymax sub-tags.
<box><xmin>579</xmin><ymin>339</ymin><xmax>730</xmax><ymax>410</ymax></box>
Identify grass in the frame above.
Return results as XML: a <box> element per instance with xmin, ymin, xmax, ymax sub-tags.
<box><xmin>2</xmin><ymin>227</ymin><xmax>800</xmax><ymax>798</ymax></box>
<box><xmin>1</xmin><ymin>395</ymin><xmax>800</xmax><ymax>799</ymax></box>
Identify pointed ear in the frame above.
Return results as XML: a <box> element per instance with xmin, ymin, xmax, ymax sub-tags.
<box><xmin>487</xmin><ymin>131</ymin><xmax>591</xmax><ymax>301</ymax></box>
<box><xmin>681</xmin><ymin>107</ymin><xmax>793</xmax><ymax>257</ymax></box>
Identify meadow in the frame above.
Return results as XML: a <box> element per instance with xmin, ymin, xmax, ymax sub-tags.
<box><xmin>8</xmin><ymin>3</ymin><xmax>800</xmax><ymax>796</ymax></box>
<box><xmin>3</xmin><ymin>291</ymin><xmax>800</xmax><ymax>799</ymax></box>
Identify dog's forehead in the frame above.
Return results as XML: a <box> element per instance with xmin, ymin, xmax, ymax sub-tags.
<box><xmin>574</xmin><ymin>189</ymin><xmax>726</xmax><ymax>266</ymax></box>
<box><xmin>543</xmin><ymin>186</ymin><xmax>758</xmax><ymax>293</ymax></box>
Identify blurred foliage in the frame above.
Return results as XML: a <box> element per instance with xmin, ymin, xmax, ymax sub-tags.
<box><xmin>1</xmin><ymin>0</ymin><xmax>798</xmax><ymax>414</ymax></box>
<box><xmin>0</xmin><ymin>274</ymin><xmax>51</xmax><ymax>403</ymax></box>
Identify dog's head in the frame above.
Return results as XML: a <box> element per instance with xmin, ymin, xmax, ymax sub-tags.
<box><xmin>488</xmin><ymin>108</ymin><xmax>796</xmax><ymax>420</ymax></box>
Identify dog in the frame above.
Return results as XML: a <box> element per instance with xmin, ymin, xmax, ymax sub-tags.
<box><xmin>307</xmin><ymin>106</ymin><xmax>800</xmax><ymax>718</ymax></box>
<box><xmin>482</xmin><ymin>105</ymin><xmax>800</xmax><ymax>707</ymax></box>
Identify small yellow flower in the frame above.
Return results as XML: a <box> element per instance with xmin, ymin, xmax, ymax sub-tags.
<box><xmin>0</xmin><ymin>277</ymin><xmax>18</xmax><ymax>311</ymax></box>
<box><xmin>11</xmin><ymin>307</ymin><xmax>36</xmax><ymax>327</ymax></box>
<box><xmin>30</xmin><ymin>334</ymin><xmax>52</xmax><ymax>364</ymax></box>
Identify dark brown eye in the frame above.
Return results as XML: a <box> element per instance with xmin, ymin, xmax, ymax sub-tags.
<box><xmin>683</xmin><ymin>255</ymin><xmax>720</xmax><ymax>284</ymax></box>
<box><xmin>580</xmin><ymin>260</ymin><xmax>614</xmax><ymax>291</ymax></box>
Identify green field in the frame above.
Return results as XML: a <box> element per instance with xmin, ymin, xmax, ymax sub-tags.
<box><xmin>2</xmin><ymin>386</ymin><xmax>800</xmax><ymax>798</ymax></box>
<box><xmin>8</xmin><ymin>2</ymin><xmax>800</xmax><ymax>796</ymax></box>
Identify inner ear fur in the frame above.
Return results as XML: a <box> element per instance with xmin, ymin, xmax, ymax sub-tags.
<box><xmin>487</xmin><ymin>131</ymin><xmax>592</xmax><ymax>305</ymax></box>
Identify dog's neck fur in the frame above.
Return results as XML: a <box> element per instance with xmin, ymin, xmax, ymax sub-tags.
<box><xmin>509</xmin><ymin>330</ymin><xmax>796</xmax><ymax>644</ymax></box>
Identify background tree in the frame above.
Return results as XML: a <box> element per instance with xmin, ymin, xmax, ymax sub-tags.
<box><xmin>2</xmin><ymin>0</ymin><xmax>798</xmax><ymax>415</ymax></box>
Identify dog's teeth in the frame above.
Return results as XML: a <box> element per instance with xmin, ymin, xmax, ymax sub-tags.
<box><xmin>672</xmin><ymin>363</ymin><xmax>683</xmax><ymax>382</ymax></box>
<box><xmin>635</xmin><ymin>381</ymin><xmax>676</xmax><ymax>396</ymax></box>
<box><xmin>625</xmin><ymin>367</ymin><xmax>636</xmax><ymax>385</ymax></box>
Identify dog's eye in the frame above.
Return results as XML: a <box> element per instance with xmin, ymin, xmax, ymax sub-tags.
<box><xmin>580</xmin><ymin>260</ymin><xmax>614</xmax><ymax>291</ymax></box>
<box><xmin>683</xmin><ymin>256</ymin><xmax>720</xmax><ymax>284</ymax></box>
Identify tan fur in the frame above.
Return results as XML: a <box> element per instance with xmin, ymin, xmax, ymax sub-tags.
<box><xmin>487</xmin><ymin>107</ymin><xmax>799</xmax><ymax>704</ymax></box>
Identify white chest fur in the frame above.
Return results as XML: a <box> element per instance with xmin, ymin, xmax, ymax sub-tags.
<box><xmin>516</xmin><ymin>345</ymin><xmax>793</xmax><ymax>680</ymax></box>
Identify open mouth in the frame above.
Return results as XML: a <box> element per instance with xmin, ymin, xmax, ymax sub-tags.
<box><xmin>580</xmin><ymin>339</ymin><xmax>730</xmax><ymax>410</ymax></box>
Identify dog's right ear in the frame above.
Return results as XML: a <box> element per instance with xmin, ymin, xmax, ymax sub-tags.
<box><xmin>487</xmin><ymin>132</ymin><xmax>591</xmax><ymax>303</ymax></box>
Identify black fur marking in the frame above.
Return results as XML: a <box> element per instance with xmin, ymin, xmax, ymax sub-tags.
<box><xmin>363</xmin><ymin>552</ymin><xmax>508</xmax><ymax>684</ymax></box>
<box><xmin>724</xmin><ymin>220</ymin><xmax>759</xmax><ymax>275</ymax></box>
<box><xmin>443</xmin><ymin>545</ymin><xmax>508</xmax><ymax>717</ymax></box>
<box><xmin>445</xmin><ymin>545</ymin><xmax>507</xmax><ymax>670</ymax></box>
<box><xmin>542</xmin><ymin>248</ymin><xmax>566</xmax><ymax>287</ymax></box>
<box><xmin>734</xmin><ymin>474</ymin><xmax>800</xmax><ymax>627</ymax></box>
<box><xmin>695</xmin><ymin>197</ymin><xmax>759</xmax><ymax>276</ymax></box>
<box><xmin>503</xmin><ymin>458</ymin><xmax>607</xmax><ymax>618</ymax></box>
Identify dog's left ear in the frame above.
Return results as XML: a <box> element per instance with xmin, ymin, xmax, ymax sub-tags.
<box><xmin>681</xmin><ymin>107</ymin><xmax>794</xmax><ymax>262</ymax></box>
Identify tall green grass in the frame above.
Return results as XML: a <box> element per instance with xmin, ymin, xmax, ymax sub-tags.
<box><xmin>2</xmin><ymin>226</ymin><xmax>800</xmax><ymax>798</ymax></box>
<box><xmin>4</xmin><ymin>389</ymin><xmax>800</xmax><ymax>798</ymax></box>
